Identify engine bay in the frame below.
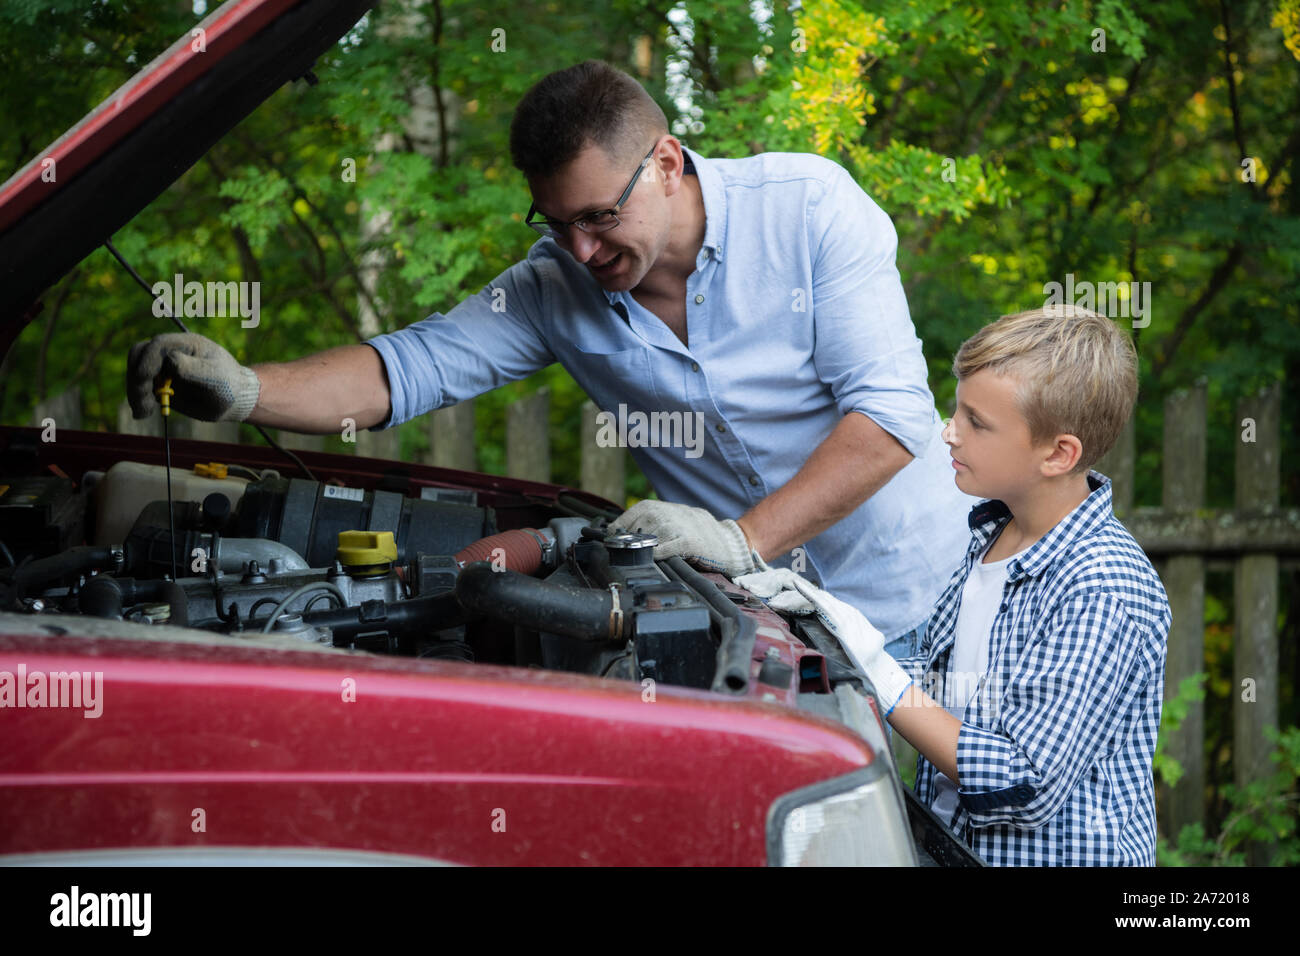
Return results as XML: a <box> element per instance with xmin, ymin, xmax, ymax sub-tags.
<box><xmin>0</xmin><ymin>452</ymin><xmax>835</xmax><ymax>703</ymax></box>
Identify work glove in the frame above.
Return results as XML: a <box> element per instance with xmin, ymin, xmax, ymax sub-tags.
<box><xmin>735</xmin><ymin>567</ymin><xmax>913</xmax><ymax>716</ymax></box>
<box><xmin>614</xmin><ymin>500</ymin><xmax>765</xmax><ymax>577</ymax></box>
<box><xmin>127</xmin><ymin>332</ymin><xmax>260</xmax><ymax>422</ymax></box>
<box><xmin>732</xmin><ymin>566</ymin><xmax>818</xmax><ymax>615</ymax></box>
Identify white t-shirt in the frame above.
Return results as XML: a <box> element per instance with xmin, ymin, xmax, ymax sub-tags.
<box><xmin>930</xmin><ymin>536</ymin><xmax>1023</xmax><ymax>829</ymax></box>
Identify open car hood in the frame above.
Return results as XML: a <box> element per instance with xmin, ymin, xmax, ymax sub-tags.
<box><xmin>0</xmin><ymin>0</ymin><xmax>377</xmax><ymax>355</ymax></box>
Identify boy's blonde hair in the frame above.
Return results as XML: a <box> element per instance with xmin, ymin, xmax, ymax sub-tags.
<box><xmin>953</xmin><ymin>306</ymin><xmax>1137</xmax><ymax>473</ymax></box>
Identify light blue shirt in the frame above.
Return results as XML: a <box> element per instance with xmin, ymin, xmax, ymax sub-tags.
<box><xmin>367</xmin><ymin>146</ymin><xmax>975</xmax><ymax>637</ymax></box>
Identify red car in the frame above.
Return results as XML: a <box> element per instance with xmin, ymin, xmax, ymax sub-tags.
<box><xmin>0</xmin><ymin>0</ymin><xmax>982</xmax><ymax>867</ymax></box>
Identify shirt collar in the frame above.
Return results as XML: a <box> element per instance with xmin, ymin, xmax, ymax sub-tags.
<box><xmin>603</xmin><ymin>144</ymin><xmax>724</xmax><ymax>308</ymax></box>
<box><xmin>964</xmin><ymin>471</ymin><xmax>1114</xmax><ymax>583</ymax></box>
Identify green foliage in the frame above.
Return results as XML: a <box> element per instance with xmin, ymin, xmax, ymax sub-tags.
<box><xmin>1156</xmin><ymin>669</ymin><xmax>1300</xmax><ymax>866</ymax></box>
<box><xmin>217</xmin><ymin>168</ymin><xmax>294</xmax><ymax>251</ymax></box>
<box><xmin>1095</xmin><ymin>0</ymin><xmax>1150</xmax><ymax>59</ymax></box>
<box><xmin>1159</xmin><ymin>725</ymin><xmax>1300</xmax><ymax>866</ymax></box>
<box><xmin>1154</xmin><ymin>672</ymin><xmax>1208</xmax><ymax>789</ymax></box>
<box><xmin>4</xmin><ymin>0</ymin><xmax>1297</xmax><ymax>503</ymax></box>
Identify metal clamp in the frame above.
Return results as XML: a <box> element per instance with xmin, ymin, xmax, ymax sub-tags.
<box><xmin>608</xmin><ymin>584</ymin><xmax>624</xmax><ymax>638</ymax></box>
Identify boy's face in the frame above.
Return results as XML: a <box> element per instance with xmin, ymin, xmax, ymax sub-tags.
<box><xmin>942</xmin><ymin>368</ymin><xmax>1057</xmax><ymax>501</ymax></box>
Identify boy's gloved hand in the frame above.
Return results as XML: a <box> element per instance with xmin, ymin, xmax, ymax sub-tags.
<box><xmin>732</xmin><ymin>566</ymin><xmax>817</xmax><ymax>614</ymax></box>
<box><xmin>614</xmin><ymin>500</ymin><xmax>764</xmax><ymax>577</ymax></box>
<box><xmin>735</xmin><ymin>567</ymin><xmax>913</xmax><ymax>715</ymax></box>
<box><xmin>127</xmin><ymin>332</ymin><xmax>260</xmax><ymax>422</ymax></box>
<box><xmin>787</xmin><ymin>575</ymin><xmax>914</xmax><ymax>715</ymax></box>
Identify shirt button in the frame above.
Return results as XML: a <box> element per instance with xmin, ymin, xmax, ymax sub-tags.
<box><xmin>690</xmin><ymin>361</ymin><xmax>700</xmax><ymax>372</ymax></box>
<box><xmin>716</xmin><ymin>423</ymin><xmax>726</xmax><ymax>433</ymax></box>
<box><xmin>748</xmin><ymin>475</ymin><xmax>760</xmax><ymax>487</ymax></box>
<box><xmin>694</xmin><ymin>294</ymin><xmax>705</xmax><ymax>304</ymax></box>
<box><xmin>999</xmin><ymin>603</ymin><xmax>1009</xmax><ymax>612</ymax></box>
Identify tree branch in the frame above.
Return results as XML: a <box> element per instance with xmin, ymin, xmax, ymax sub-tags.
<box><xmin>430</xmin><ymin>0</ymin><xmax>449</xmax><ymax>169</ymax></box>
<box><xmin>35</xmin><ymin>267</ymin><xmax>81</xmax><ymax>401</ymax></box>
<box><xmin>959</xmin><ymin>61</ymin><xmax>1026</xmax><ymax>156</ymax></box>
<box><xmin>229</xmin><ymin>129</ymin><xmax>384</xmax><ymax>327</ymax></box>
<box><xmin>1149</xmin><ymin>25</ymin><xmax>1300</xmax><ymax>377</ymax></box>
<box><xmin>1150</xmin><ymin>241</ymin><xmax>1243</xmax><ymax>380</ymax></box>
<box><xmin>1219</xmin><ymin>0</ymin><xmax>1251</xmax><ymax>185</ymax></box>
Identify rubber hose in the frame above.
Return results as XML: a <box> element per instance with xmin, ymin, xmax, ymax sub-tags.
<box><xmin>454</xmin><ymin>529</ymin><xmax>545</xmax><ymax>575</ymax></box>
<box><xmin>454</xmin><ymin>561</ymin><xmax>630</xmax><ymax>643</ymax></box>
<box><xmin>5</xmin><ymin>546</ymin><xmax>118</xmax><ymax>602</ymax></box>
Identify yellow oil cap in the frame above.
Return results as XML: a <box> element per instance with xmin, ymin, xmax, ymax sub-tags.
<box><xmin>336</xmin><ymin>530</ymin><xmax>398</xmax><ymax>571</ymax></box>
<box><xmin>194</xmin><ymin>462</ymin><xmax>229</xmax><ymax>479</ymax></box>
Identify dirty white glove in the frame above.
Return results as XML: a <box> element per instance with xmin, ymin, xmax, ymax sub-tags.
<box><xmin>733</xmin><ymin>566</ymin><xmax>818</xmax><ymax>615</ymax></box>
<box><xmin>615</xmin><ymin>500</ymin><xmax>763</xmax><ymax>576</ymax></box>
<box><xmin>737</xmin><ymin>568</ymin><xmax>913</xmax><ymax>715</ymax></box>
<box><xmin>127</xmin><ymin>332</ymin><xmax>260</xmax><ymax>422</ymax></box>
<box><xmin>789</xmin><ymin>576</ymin><xmax>913</xmax><ymax>715</ymax></box>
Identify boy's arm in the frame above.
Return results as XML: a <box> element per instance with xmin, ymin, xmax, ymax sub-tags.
<box><xmin>887</xmin><ymin>605</ymin><xmax>962</xmax><ymax>779</ymax></box>
<box><xmin>931</xmin><ymin>589</ymin><xmax>1162</xmax><ymax>830</ymax></box>
<box><xmin>887</xmin><ymin>684</ymin><xmax>962</xmax><ymax>783</ymax></box>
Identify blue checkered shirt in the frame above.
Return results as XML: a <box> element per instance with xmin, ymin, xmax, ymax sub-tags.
<box><xmin>896</xmin><ymin>472</ymin><xmax>1170</xmax><ymax>866</ymax></box>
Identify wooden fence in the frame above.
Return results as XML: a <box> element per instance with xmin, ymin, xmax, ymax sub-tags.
<box><xmin>1095</xmin><ymin>381</ymin><xmax>1296</xmax><ymax>863</ymax></box>
<box><xmin>37</xmin><ymin>381</ymin><xmax>1299</xmax><ymax>860</ymax></box>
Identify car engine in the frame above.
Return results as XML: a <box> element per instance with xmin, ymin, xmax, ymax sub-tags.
<box><xmin>0</xmin><ymin>460</ymin><xmax>832</xmax><ymax>700</ymax></box>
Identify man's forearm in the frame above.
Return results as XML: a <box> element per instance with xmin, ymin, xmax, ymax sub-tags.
<box><xmin>888</xmin><ymin>684</ymin><xmax>961</xmax><ymax>782</ymax></box>
<box><xmin>735</xmin><ymin>411</ymin><xmax>912</xmax><ymax>561</ymax></box>
<box><xmin>248</xmin><ymin>344</ymin><xmax>392</xmax><ymax>433</ymax></box>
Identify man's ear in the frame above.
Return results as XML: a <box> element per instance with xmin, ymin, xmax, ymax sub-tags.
<box><xmin>1041</xmin><ymin>433</ymin><xmax>1083</xmax><ymax>477</ymax></box>
<box><xmin>658</xmin><ymin>136</ymin><xmax>686</xmax><ymax>197</ymax></box>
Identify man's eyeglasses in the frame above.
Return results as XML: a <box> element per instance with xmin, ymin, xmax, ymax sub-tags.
<box><xmin>525</xmin><ymin>140</ymin><xmax>660</xmax><ymax>240</ymax></box>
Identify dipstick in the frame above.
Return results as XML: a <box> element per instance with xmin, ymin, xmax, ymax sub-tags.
<box><xmin>157</xmin><ymin>378</ymin><xmax>179</xmax><ymax>583</ymax></box>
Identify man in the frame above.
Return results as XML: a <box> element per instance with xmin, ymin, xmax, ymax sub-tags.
<box><xmin>127</xmin><ymin>60</ymin><xmax>973</xmax><ymax>654</ymax></box>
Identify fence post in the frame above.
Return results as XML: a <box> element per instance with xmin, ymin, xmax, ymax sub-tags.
<box><xmin>170</xmin><ymin>417</ymin><xmax>241</xmax><ymax>446</ymax></box>
<box><xmin>352</xmin><ymin>419</ymin><xmax>399</xmax><ymax>461</ymax></box>
<box><xmin>274</xmin><ymin>430</ymin><xmax>325</xmax><ymax>453</ymax></box>
<box><xmin>506</xmin><ymin>387</ymin><xmax>550</xmax><ymax>482</ymax></box>
<box><xmin>1234</xmin><ymin>383</ymin><xmax>1280</xmax><ymax>866</ymax></box>
<box><xmin>427</xmin><ymin>400</ymin><xmax>477</xmax><ymax>471</ymax></box>
<box><xmin>33</xmin><ymin>386</ymin><xmax>82</xmax><ymax>433</ymax></box>
<box><xmin>1096</xmin><ymin>413</ymin><xmax>1135</xmax><ymax>519</ymax></box>
<box><xmin>116</xmin><ymin>399</ymin><xmax>243</xmax><ymax>446</ymax></box>
<box><xmin>580</xmin><ymin>400</ymin><xmax>625</xmax><ymax>507</ymax></box>
<box><xmin>116</xmin><ymin>399</ymin><xmax>155</xmax><ymax>437</ymax></box>
<box><xmin>1157</xmin><ymin>383</ymin><xmax>1206</xmax><ymax>841</ymax></box>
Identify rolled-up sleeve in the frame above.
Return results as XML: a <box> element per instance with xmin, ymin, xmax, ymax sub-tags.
<box><xmin>806</xmin><ymin>165</ymin><xmax>937</xmax><ymax>458</ymax></box>
<box><xmin>366</xmin><ymin>255</ymin><xmax>555</xmax><ymax>428</ymax></box>
<box><xmin>954</xmin><ymin>589</ymin><xmax>1157</xmax><ymax>829</ymax></box>
<box><xmin>895</xmin><ymin>654</ymin><xmax>928</xmax><ymax>685</ymax></box>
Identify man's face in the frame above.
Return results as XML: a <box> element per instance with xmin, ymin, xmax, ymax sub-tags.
<box><xmin>942</xmin><ymin>368</ymin><xmax>1052</xmax><ymax>501</ymax></box>
<box><xmin>527</xmin><ymin>140</ymin><xmax>671</xmax><ymax>291</ymax></box>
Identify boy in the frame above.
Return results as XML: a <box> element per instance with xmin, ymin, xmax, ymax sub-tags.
<box><xmin>741</xmin><ymin>305</ymin><xmax>1170</xmax><ymax>866</ymax></box>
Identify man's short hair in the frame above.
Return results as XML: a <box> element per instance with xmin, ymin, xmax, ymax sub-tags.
<box><xmin>509</xmin><ymin>60</ymin><xmax>669</xmax><ymax>181</ymax></box>
<box><xmin>953</xmin><ymin>306</ymin><xmax>1138</xmax><ymax>473</ymax></box>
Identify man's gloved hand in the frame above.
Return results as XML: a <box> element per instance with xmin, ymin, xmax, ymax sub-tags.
<box><xmin>127</xmin><ymin>333</ymin><xmax>260</xmax><ymax>422</ymax></box>
<box><xmin>614</xmin><ymin>500</ymin><xmax>764</xmax><ymax>577</ymax></box>
<box><xmin>735</xmin><ymin>567</ymin><xmax>913</xmax><ymax>715</ymax></box>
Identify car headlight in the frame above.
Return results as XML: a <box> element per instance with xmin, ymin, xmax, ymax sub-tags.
<box><xmin>767</xmin><ymin>766</ymin><xmax>917</xmax><ymax>866</ymax></box>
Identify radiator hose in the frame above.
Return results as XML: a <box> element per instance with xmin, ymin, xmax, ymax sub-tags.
<box><xmin>454</xmin><ymin>561</ymin><xmax>632</xmax><ymax>643</ymax></box>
